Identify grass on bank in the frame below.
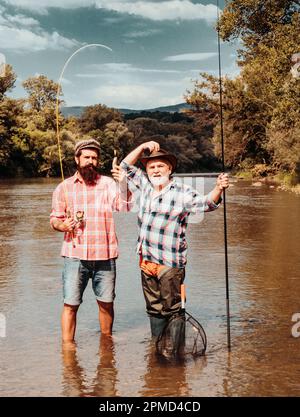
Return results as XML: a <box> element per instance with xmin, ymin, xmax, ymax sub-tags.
<box><xmin>232</xmin><ymin>165</ymin><xmax>300</xmax><ymax>195</ymax></box>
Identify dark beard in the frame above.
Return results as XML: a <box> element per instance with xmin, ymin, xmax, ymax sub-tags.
<box><xmin>78</xmin><ymin>164</ymin><xmax>98</xmax><ymax>184</ymax></box>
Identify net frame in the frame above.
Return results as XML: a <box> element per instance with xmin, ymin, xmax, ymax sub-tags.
<box><xmin>155</xmin><ymin>284</ymin><xmax>207</xmax><ymax>359</ymax></box>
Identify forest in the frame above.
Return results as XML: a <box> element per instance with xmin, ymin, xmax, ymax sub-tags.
<box><xmin>0</xmin><ymin>1</ymin><xmax>299</xmax><ymax>186</ymax></box>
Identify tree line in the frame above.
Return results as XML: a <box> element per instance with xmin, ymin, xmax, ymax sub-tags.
<box><xmin>186</xmin><ymin>0</ymin><xmax>300</xmax><ymax>182</ymax></box>
<box><xmin>0</xmin><ymin>0</ymin><xmax>299</xmax><ymax>182</ymax></box>
<box><xmin>0</xmin><ymin>68</ymin><xmax>220</xmax><ymax>178</ymax></box>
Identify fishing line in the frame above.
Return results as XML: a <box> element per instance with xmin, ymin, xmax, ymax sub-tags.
<box><xmin>55</xmin><ymin>43</ymin><xmax>113</xmax><ymax>203</ymax></box>
<box><xmin>216</xmin><ymin>0</ymin><xmax>231</xmax><ymax>351</ymax></box>
<box><xmin>54</xmin><ymin>43</ymin><xmax>112</xmax><ymax>245</ymax></box>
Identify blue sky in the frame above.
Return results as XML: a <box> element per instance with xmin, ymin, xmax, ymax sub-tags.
<box><xmin>0</xmin><ymin>0</ymin><xmax>240</xmax><ymax>109</ymax></box>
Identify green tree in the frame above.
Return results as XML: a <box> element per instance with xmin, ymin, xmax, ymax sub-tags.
<box><xmin>79</xmin><ymin>104</ymin><xmax>123</xmax><ymax>134</ymax></box>
<box><xmin>186</xmin><ymin>1</ymin><xmax>300</xmax><ymax>174</ymax></box>
<box><xmin>0</xmin><ymin>64</ymin><xmax>17</xmax><ymax>99</ymax></box>
<box><xmin>22</xmin><ymin>75</ymin><xmax>64</xmax><ymax>131</ymax></box>
<box><xmin>0</xmin><ymin>98</ymin><xmax>25</xmax><ymax>176</ymax></box>
<box><xmin>22</xmin><ymin>75</ymin><xmax>61</xmax><ymax>112</ymax></box>
<box><xmin>219</xmin><ymin>0</ymin><xmax>298</xmax><ymax>63</ymax></box>
<box><xmin>0</xmin><ymin>65</ymin><xmax>24</xmax><ymax>176</ymax></box>
<box><xmin>126</xmin><ymin>113</ymin><xmax>218</xmax><ymax>172</ymax></box>
<box><xmin>266</xmin><ymin>76</ymin><xmax>300</xmax><ymax>176</ymax></box>
<box><xmin>85</xmin><ymin>120</ymin><xmax>134</xmax><ymax>174</ymax></box>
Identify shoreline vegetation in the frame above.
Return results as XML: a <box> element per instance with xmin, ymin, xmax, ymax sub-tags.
<box><xmin>0</xmin><ymin>2</ymin><xmax>299</xmax><ymax>194</ymax></box>
<box><xmin>1</xmin><ymin>173</ymin><xmax>299</xmax><ymax>196</ymax></box>
<box><xmin>233</xmin><ymin>170</ymin><xmax>300</xmax><ymax>195</ymax></box>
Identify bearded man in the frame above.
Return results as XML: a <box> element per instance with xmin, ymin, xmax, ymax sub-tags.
<box><xmin>112</xmin><ymin>141</ymin><xmax>229</xmax><ymax>337</ymax></box>
<box><xmin>50</xmin><ymin>139</ymin><xmax>128</xmax><ymax>342</ymax></box>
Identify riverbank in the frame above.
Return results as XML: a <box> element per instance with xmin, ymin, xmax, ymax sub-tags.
<box><xmin>1</xmin><ymin>167</ymin><xmax>300</xmax><ymax>195</ymax></box>
<box><xmin>233</xmin><ymin>169</ymin><xmax>300</xmax><ymax>195</ymax></box>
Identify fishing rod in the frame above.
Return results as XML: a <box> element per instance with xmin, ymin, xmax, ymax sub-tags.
<box><xmin>55</xmin><ymin>43</ymin><xmax>113</xmax><ymax>246</ymax></box>
<box><xmin>55</xmin><ymin>43</ymin><xmax>113</xmax><ymax>187</ymax></box>
<box><xmin>216</xmin><ymin>0</ymin><xmax>231</xmax><ymax>351</ymax></box>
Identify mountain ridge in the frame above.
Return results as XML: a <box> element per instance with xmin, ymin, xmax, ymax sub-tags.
<box><xmin>61</xmin><ymin>102</ymin><xmax>191</xmax><ymax>117</ymax></box>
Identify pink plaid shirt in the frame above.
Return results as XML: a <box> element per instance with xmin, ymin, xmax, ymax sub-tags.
<box><xmin>50</xmin><ymin>172</ymin><xmax>128</xmax><ymax>260</ymax></box>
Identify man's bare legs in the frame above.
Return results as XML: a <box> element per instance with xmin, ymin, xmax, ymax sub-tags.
<box><xmin>61</xmin><ymin>301</ymin><xmax>113</xmax><ymax>342</ymax></box>
<box><xmin>61</xmin><ymin>304</ymin><xmax>79</xmax><ymax>342</ymax></box>
<box><xmin>97</xmin><ymin>301</ymin><xmax>114</xmax><ymax>335</ymax></box>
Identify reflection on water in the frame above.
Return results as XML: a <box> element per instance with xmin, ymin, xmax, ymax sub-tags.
<box><xmin>140</xmin><ymin>340</ymin><xmax>207</xmax><ymax>397</ymax></box>
<box><xmin>61</xmin><ymin>342</ymin><xmax>86</xmax><ymax>397</ymax></box>
<box><xmin>140</xmin><ymin>341</ymin><xmax>189</xmax><ymax>397</ymax></box>
<box><xmin>0</xmin><ymin>178</ymin><xmax>299</xmax><ymax>396</ymax></box>
<box><xmin>62</xmin><ymin>335</ymin><xmax>117</xmax><ymax>397</ymax></box>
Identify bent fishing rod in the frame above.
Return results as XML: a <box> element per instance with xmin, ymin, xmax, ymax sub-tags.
<box><xmin>55</xmin><ymin>44</ymin><xmax>113</xmax><ymax>246</ymax></box>
<box><xmin>217</xmin><ymin>0</ymin><xmax>231</xmax><ymax>351</ymax></box>
<box><xmin>55</xmin><ymin>43</ymin><xmax>113</xmax><ymax>189</ymax></box>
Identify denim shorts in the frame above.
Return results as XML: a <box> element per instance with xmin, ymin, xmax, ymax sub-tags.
<box><xmin>62</xmin><ymin>257</ymin><xmax>116</xmax><ymax>305</ymax></box>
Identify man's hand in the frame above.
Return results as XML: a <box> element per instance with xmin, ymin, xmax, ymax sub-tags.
<box><xmin>51</xmin><ymin>217</ymin><xmax>76</xmax><ymax>232</ymax></box>
<box><xmin>63</xmin><ymin>217</ymin><xmax>77</xmax><ymax>232</ymax></box>
<box><xmin>216</xmin><ymin>173</ymin><xmax>229</xmax><ymax>191</ymax></box>
<box><xmin>140</xmin><ymin>141</ymin><xmax>160</xmax><ymax>154</ymax></box>
<box><xmin>122</xmin><ymin>141</ymin><xmax>160</xmax><ymax>166</ymax></box>
<box><xmin>209</xmin><ymin>173</ymin><xmax>229</xmax><ymax>204</ymax></box>
<box><xmin>111</xmin><ymin>164</ymin><xmax>126</xmax><ymax>183</ymax></box>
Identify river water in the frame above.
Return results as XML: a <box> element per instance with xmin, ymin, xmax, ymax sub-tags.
<box><xmin>0</xmin><ymin>177</ymin><xmax>299</xmax><ymax>397</ymax></box>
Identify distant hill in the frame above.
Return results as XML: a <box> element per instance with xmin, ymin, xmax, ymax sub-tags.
<box><xmin>61</xmin><ymin>106</ymin><xmax>84</xmax><ymax>117</ymax></box>
<box><xmin>61</xmin><ymin>102</ymin><xmax>191</xmax><ymax>117</ymax></box>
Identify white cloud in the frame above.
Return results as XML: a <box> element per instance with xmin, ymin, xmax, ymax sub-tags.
<box><xmin>93</xmin><ymin>83</ymin><xmax>183</xmax><ymax>108</ymax></box>
<box><xmin>0</xmin><ymin>53</ymin><xmax>6</xmax><ymax>77</ymax></box>
<box><xmin>3</xmin><ymin>1</ymin><xmax>219</xmax><ymax>22</ymax></box>
<box><xmin>124</xmin><ymin>28</ymin><xmax>162</xmax><ymax>38</ymax></box>
<box><xmin>97</xmin><ymin>1</ymin><xmax>219</xmax><ymax>22</ymax></box>
<box><xmin>63</xmin><ymin>72</ymin><xmax>195</xmax><ymax>108</ymax></box>
<box><xmin>103</xmin><ymin>16</ymin><xmax>126</xmax><ymax>24</ymax></box>
<box><xmin>80</xmin><ymin>62</ymin><xmax>181</xmax><ymax>75</ymax></box>
<box><xmin>5</xmin><ymin>14</ymin><xmax>40</xmax><ymax>27</ymax></box>
<box><xmin>164</xmin><ymin>52</ymin><xmax>218</xmax><ymax>62</ymax></box>
<box><xmin>2</xmin><ymin>0</ymin><xmax>84</xmax><ymax>13</ymax></box>
<box><xmin>0</xmin><ymin>11</ymin><xmax>80</xmax><ymax>52</ymax></box>
<box><xmin>3</xmin><ymin>0</ymin><xmax>82</xmax><ymax>6</ymax></box>
<box><xmin>61</xmin><ymin>77</ymin><xmax>72</xmax><ymax>85</ymax></box>
<box><xmin>0</xmin><ymin>27</ymin><xmax>80</xmax><ymax>52</ymax></box>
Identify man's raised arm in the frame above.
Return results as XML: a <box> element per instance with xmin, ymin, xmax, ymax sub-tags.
<box><xmin>122</xmin><ymin>141</ymin><xmax>160</xmax><ymax>166</ymax></box>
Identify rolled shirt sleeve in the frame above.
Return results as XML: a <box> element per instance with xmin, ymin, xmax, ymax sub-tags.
<box><xmin>50</xmin><ymin>183</ymin><xmax>67</xmax><ymax>227</ymax></box>
<box><xmin>111</xmin><ymin>178</ymin><xmax>133</xmax><ymax>212</ymax></box>
<box><xmin>120</xmin><ymin>160</ymin><xmax>149</xmax><ymax>192</ymax></box>
<box><xmin>183</xmin><ymin>187</ymin><xmax>222</xmax><ymax>214</ymax></box>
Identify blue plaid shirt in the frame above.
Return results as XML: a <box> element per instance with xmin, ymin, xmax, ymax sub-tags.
<box><xmin>121</xmin><ymin>161</ymin><xmax>221</xmax><ymax>268</ymax></box>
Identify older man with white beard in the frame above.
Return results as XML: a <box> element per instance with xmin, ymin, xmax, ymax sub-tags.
<box><xmin>111</xmin><ymin>141</ymin><xmax>229</xmax><ymax>337</ymax></box>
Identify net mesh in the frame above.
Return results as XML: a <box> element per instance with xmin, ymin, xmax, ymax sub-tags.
<box><xmin>156</xmin><ymin>310</ymin><xmax>207</xmax><ymax>359</ymax></box>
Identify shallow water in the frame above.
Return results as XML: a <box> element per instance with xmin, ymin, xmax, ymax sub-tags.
<box><xmin>0</xmin><ymin>177</ymin><xmax>299</xmax><ymax>397</ymax></box>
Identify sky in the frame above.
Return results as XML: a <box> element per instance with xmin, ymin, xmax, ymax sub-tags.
<box><xmin>0</xmin><ymin>0</ymin><xmax>240</xmax><ymax>109</ymax></box>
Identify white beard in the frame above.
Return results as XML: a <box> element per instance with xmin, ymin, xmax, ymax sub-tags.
<box><xmin>149</xmin><ymin>175</ymin><xmax>169</xmax><ymax>187</ymax></box>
